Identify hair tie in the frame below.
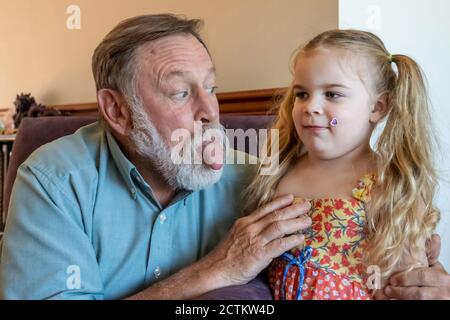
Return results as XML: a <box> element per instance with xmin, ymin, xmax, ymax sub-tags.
<box><xmin>387</xmin><ymin>53</ymin><xmax>393</xmax><ymax>63</ymax></box>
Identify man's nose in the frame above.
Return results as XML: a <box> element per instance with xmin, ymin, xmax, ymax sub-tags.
<box><xmin>196</xmin><ymin>89</ymin><xmax>219</xmax><ymax>123</ymax></box>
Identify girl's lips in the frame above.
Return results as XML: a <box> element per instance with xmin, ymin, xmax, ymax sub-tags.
<box><xmin>303</xmin><ymin>125</ymin><xmax>329</xmax><ymax>130</ymax></box>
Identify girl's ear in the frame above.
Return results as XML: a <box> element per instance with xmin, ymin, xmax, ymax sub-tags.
<box><xmin>369</xmin><ymin>93</ymin><xmax>388</xmax><ymax>124</ymax></box>
<box><xmin>97</xmin><ymin>89</ymin><xmax>131</xmax><ymax>135</ymax></box>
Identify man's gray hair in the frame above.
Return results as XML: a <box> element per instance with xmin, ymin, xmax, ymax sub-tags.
<box><xmin>92</xmin><ymin>14</ymin><xmax>208</xmax><ymax>105</ymax></box>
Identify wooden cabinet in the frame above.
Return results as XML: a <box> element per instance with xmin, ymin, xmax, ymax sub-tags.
<box><xmin>0</xmin><ymin>135</ymin><xmax>15</xmax><ymax>233</ymax></box>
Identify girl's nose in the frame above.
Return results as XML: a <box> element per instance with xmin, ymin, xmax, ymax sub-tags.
<box><xmin>304</xmin><ymin>103</ymin><xmax>323</xmax><ymax>115</ymax></box>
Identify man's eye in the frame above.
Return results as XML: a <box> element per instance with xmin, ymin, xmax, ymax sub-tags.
<box><xmin>173</xmin><ymin>91</ymin><xmax>189</xmax><ymax>99</ymax></box>
<box><xmin>295</xmin><ymin>91</ymin><xmax>309</xmax><ymax>100</ymax></box>
<box><xmin>207</xmin><ymin>86</ymin><xmax>218</xmax><ymax>95</ymax></box>
<box><xmin>325</xmin><ymin>91</ymin><xmax>342</xmax><ymax>99</ymax></box>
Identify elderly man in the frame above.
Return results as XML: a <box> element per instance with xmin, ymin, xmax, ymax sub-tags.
<box><xmin>0</xmin><ymin>14</ymin><xmax>310</xmax><ymax>300</ymax></box>
<box><xmin>0</xmin><ymin>14</ymin><xmax>448</xmax><ymax>300</ymax></box>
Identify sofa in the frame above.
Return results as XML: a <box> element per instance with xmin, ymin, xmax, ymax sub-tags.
<box><xmin>3</xmin><ymin>114</ymin><xmax>275</xmax><ymax>300</ymax></box>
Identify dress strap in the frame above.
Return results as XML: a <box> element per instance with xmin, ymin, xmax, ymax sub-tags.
<box><xmin>351</xmin><ymin>173</ymin><xmax>376</xmax><ymax>203</ymax></box>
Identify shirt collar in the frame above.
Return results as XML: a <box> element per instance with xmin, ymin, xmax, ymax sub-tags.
<box><xmin>105</xmin><ymin>129</ymin><xmax>140</xmax><ymax>199</ymax></box>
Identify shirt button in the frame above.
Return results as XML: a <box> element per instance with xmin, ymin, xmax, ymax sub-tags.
<box><xmin>159</xmin><ymin>213</ymin><xmax>167</xmax><ymax>224</ymax></box>
<box><xmin>154</xmin><ymin>267</ymin><xmax>161</xmax><ymax>279</ymax></box>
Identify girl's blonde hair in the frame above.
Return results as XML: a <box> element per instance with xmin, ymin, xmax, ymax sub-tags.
<box><xmin>244</xmin><ymin>29</ymin><xmax>440</xmax><ymax>278</ymax></box>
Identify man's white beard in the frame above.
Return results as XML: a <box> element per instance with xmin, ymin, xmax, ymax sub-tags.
<box><xmin>128</xmin><ymin>102</ymin><xmax>224</xmax><ymax>191</ymax></box>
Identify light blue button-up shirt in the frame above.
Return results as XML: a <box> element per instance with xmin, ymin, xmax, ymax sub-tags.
<box><xmin>0</xmin><ymin>122</ymin><xmax>256</xmax><ymax>299</ymax></box>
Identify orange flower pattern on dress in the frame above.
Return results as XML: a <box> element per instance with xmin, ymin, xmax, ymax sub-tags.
<box><xmin>269</xmin><ymin>174</ymin><xmax>376</xmax><ymax>300</ymax></box>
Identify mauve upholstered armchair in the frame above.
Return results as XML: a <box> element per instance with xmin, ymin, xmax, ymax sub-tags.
<box><xmin>3</xmin><ymin>115</ymin><xmax>275</xmax><ymax>300</ymax></box>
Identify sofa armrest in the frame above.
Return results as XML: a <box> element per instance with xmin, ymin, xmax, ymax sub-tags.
<box><xmin>196</xmin><ymin>274</ymin><xmax>273</xmax><ymax>300</ymax></box>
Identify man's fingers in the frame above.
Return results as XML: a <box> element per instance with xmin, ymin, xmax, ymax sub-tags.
<box><xmin>246</xmin><ymin>194</ymin><xmax>295</xmax><ymax>223</ymax></box>
<box><xmin>264</xmin><ymin>234</ymin><xmax>305</xmax><ymax>259</ymax></box>
<box><xmin>251</xmin><ymin>200</ymin><xmax>310</xmax><ymax>232</ymax></box>
<box><xmin>389</xmin><ymin>264</ymin><xmax>450</xmax><ymax>287</ymax></box>
<box><xmin>259</xmin><ymin>215</ymin><xmax>311</xmax><ymax>245</ymax></box>
<box><xmin>384</xmin><ymin>285</ymin><xmax>447</xmax><ymax>300</ymax></box>
<box><xmin>426</xmin><ymin>234</ymin><xmax>441</xmax><ymax>266</ymax></box>
<box><xmin>431</xmin><ymin>261</ymin><xmax>448</xmax><ymax>273</ymax></box>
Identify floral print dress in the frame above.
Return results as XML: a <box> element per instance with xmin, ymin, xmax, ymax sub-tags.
<box><xmin>268</xmin><ymin>174</ymin><xmax>376</xmax><ymax>300</ymax></box>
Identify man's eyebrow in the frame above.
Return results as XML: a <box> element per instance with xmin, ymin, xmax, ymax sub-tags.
<box><xmin>157</xmin><ymin>69</ymin><xmax>190</xmax><ymax>87</ymax></box>
<box><xmin>207</xmin><ymin>67</ymin><xmax>216</xmax><ymax>76</ymax></box>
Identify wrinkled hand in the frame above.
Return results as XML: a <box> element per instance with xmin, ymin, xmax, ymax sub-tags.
<box><xmin>384</xmin><ymin>234</ymin><xmax>450</xmax><ymax>300</ymax></box>
<box><xmin>206</xmin><ymin>194</ymin><xmax>311</xmax><ymax>287</ymax></box>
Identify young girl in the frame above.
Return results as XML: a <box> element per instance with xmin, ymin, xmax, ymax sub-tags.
<box><xmin>244</xmin><ymin>29</ymin><xmax>440</xmax><ymax>300</ymax></box>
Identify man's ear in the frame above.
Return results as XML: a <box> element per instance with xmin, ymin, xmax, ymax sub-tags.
<box><xmin>97</xmin><ymin>89</ymin><xmax>131</xmax><ymax>135</ymax></box>
<box><xmin>369</xmin><ymin>93</ymin><xmax>388</xmax><ymax>124</ymax></box>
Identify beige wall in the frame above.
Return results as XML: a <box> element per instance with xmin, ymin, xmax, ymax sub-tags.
<box><xmin>0</xmin><ymin>0</ymin><xmax>337</xmax><ymax>109</ymax></box>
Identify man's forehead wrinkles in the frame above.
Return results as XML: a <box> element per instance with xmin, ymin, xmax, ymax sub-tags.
<box><xmin>140</xmin><ymin>36</ymin><xmax>207</xmax><ymax>59</ymax></box>
<box><xmin>155</xmin><ymin>54</ymin><xmax>198</xmax><ymax>67</ymax></box>
<box><xmin>144</xmin><ymin>47</ymin><xmax>210</xmax><ymax>71</ymax></box>
<box><xmin>136</xmin><ymin>35</ymin><xmax>213</xmax><ymax>87</ymax></box>
<box><xmin>149</xmin><ymin>47</ymin><xmax>208</xmax><ymax>65</ymax></box>
<box><xmin>154</xmin><ymin>54</ymin><xmax>213</xmax><ymax>83</ymax></box>
<box><xmin>155</xmin><ymin>59</ymin><xmax>197</xmax><ymax>82</ymax></box>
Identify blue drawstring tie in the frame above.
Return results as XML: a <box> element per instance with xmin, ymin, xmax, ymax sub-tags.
<box><xmin>280</xmin><ymin>246</ymin><xmax>312</xmax><ymax>300</ymax></box>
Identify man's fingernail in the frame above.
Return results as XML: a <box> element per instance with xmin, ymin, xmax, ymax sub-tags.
<box><xmin>302</xmin><ymin>216</ymin><xmax>312</xmax><ymax>225</ymax></box>
<box><xmin>297</xmin><ymin>234</ymin><xmax>305</xmax><ymax>241</ymax></box>
<box><xmin>301</xmin><ymin>201</ymin><xmax>311</xmax><ymax>210</ymax></box>
<box><xmin>295</xmin><ymin>200</ymin><xmax>308</xmax><ymax>207</ymax></box>
<box><xmin>294</xmin><ymin>203</ymin><xmax>310</xmax><ymax>212</ymax></box>
<box><xmin>385</xmin><ymin>286</ymin><xmax>392</xmax><ymax>294</ymax></box>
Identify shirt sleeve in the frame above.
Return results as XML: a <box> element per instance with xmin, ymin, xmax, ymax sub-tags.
<box><xmin>0</xmin><ymin>163</ymin><xmax>104</xmax><ymax>300</ymax></box>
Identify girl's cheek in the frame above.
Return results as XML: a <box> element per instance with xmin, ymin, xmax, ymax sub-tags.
<box><xmin>292</xmin><ymin>109</ymin><xmax>303</xmax><ymax>133</ymax></box>
<box><xmin>292</xmin><ymin>105</ymin><xmax>302</xmax><ymax>122</ymax></box>
<box><xmin>327</xmin><ymin>109</ymin><xmax>348</xmax><ymax>124</ymax></box>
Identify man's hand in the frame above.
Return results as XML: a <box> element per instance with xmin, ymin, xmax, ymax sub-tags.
<box><xmin>205</xmin><ymin>194</ymin><xmax>311</xmax><ymax>288</ymax></box>
<box><xmin>384</xmin><ymin>234</ymin><xmax>450</xmax><ymax>300</ymax></box>
<box><xmin>127</xmin><ymin>194</ymin><xmax>311</xmax><ymax>299</ymax></box>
